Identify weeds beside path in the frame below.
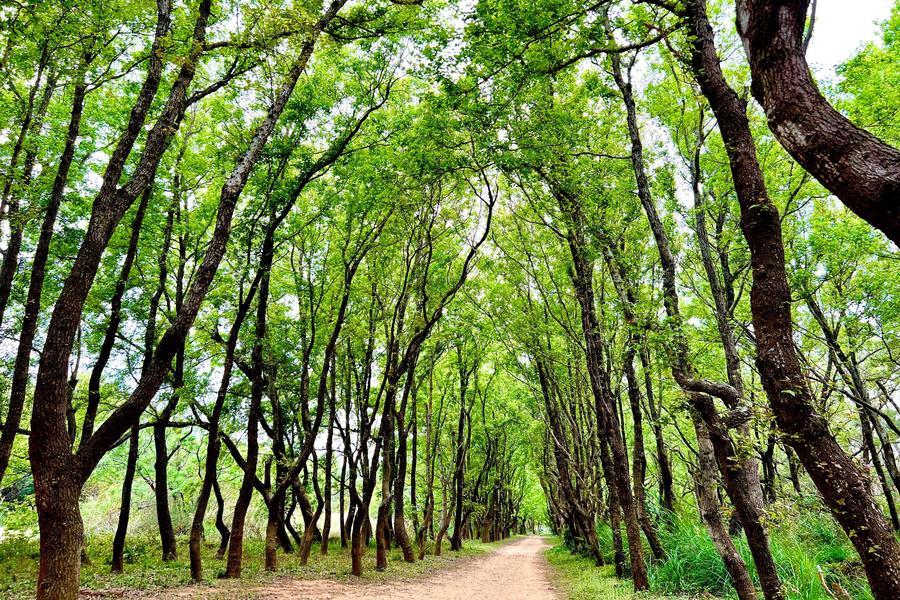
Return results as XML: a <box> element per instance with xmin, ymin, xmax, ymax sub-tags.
<box><xmin>544</xmin><ymin>538</ymin><xmax>672</xmax><ymax>600</ymax></box>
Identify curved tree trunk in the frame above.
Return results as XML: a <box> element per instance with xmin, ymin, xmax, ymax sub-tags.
<box><xmin>688</xmin><ymin>1</ymin><xmax>900</xmax><ymax>596</ymax></box>
<box><xmin>735</xmin><ymin>0</ymin><xmax>900</xmax><ymax>245</ymax></box>
<box><xmin>693</xmin><ymin>416</ymin><xmax>758</xmax><ymax>600</ymax></box>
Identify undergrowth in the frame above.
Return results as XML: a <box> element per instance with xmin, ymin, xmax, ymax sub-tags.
<box><xmin>0</xmin><ymin>533</ymin><xmax>501</xmax><ymax>599</ymax></box>
<box><xmin>550</xmin><ymin>504</ymin><xmax>874</xmax><ymax>600</ymax></box>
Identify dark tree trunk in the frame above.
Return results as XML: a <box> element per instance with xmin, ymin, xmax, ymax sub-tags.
<box><xmin>110</xmin><ymin>425</ymin><xmax>140</xmax><ymax>573</ymax></box>
<box><xmin>553</xmin><ymin>179</ymin><xmax>649</xmax><ymax>590</ymax></box>
<box><xmin>81</xmin><ymin>187</ymin><xmax>152</xmax><ymax>444</ymax></box>
<box><xmin>321</xmin><ymin>361</ymin><xmax>336</xmax><ymax>555</ymax></box>
<box><xmin>640</xmin><ymin>339</ymin><xmax>674</xmax><ymax>514</ymax></box>
<box><xmin>693</xmin><ymin>416</ymin><xmax>758</xmax><ymax>600</ymax></box>
<box><xmin>392</xmin><ymin>367</ymin><xmax>417</xmax><ymax>562</ymax></box>
<box><xmin>212</xmin><ymin>476</ymin><xmax>231</xmax><ymax>559</ymax></box>
<box><xmin>224</xmin><ymin>235</ymin><xmax>271</xmax><ymax>578</ymax></box>
<box><xmin>28</xmin><ymin>4</ymin><xmax>210</xmax><ymax>595</ymax></box>
<box><xmin>0</xmin><ymin>71</ymin><xmax>87</xmax><ymax>482</ymax></box>
<box><xmin>450</xmin><ymin>358</ymin><xmax>469</xmax><ymax>552</ymax></box>
<box><xmin>607</xmin><ymin>42</ymin><xmax>783</xmax><ymax>599</ymax></box>
<box><xmin>735</xmin><ymin>0</ymin><xmax>900</xmax><ymax>245</ymax></box>
<box><xmin>153</xmin><ymin>408</ymin><xmax>178</xmax><ymax>561</ymax></box>
<box><xmin>687</xmin><ymin>1</ymin><xmax>900</xmax><ymax>595</ymax></box>
<box><xmin>0</xmin><ymin>45</ymin><xmax>51</xmax><ymax>330</ymax></box>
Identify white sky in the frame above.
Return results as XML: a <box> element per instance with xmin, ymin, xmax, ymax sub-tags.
<box><xmin>806</xmin><ymin>0</ymin><xmax>894</xmax><ymax>71</ymax></box>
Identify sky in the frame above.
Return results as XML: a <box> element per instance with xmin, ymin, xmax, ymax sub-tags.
<box><xmin>806</xmin><ymin>0</ymin><xmax>894</xmax><ymax>71</ymax></box>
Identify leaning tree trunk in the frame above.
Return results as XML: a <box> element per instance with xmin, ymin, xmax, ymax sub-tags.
<box><xmin>687</xmin><ymin>1</ymin><xmax>900</xmax><ymax>595</ymax></box>
<box><xmin>734</xmin><ymin>0</ymin><xmax>900</xmax><ymax>245</ymax></box>
<box><xmin>693</xmin><ymin>416</ymin><xmax>758</xmax><ymax>600</ymax></box>
<box><xmin>606</xmin><ymin>45</ymin><xmax>782</xmax><ymax>599</ymax></box>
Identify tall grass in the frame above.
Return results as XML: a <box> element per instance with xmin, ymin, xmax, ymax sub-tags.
<box><xmin>570</xmin><ymin>506</ymin><xmax>873</xmax><ymax>599</ymax></box>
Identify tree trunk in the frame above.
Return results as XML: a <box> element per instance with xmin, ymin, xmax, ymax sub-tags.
<box><xmin>687</xmin><ymin>1</ymin><xmax>900</xmax><ymax>595</ymax></box>
<box><xmin>110</xmin><ymin>424</ymin><xmax>140</xmax><ymax>573</ymax></box>
<box><xmin>607</xmin><ymin>42</ymin><xmax>782</xmax><ymax>599</ymax></box>
<box><xmin>153</xmin><ymin>417</ymin><xmax>178</xmax><ymax>561</ymax></box>
<box><xmin>693</xmin><ymin>416</ymin><xmax>758</xmax><ymax>600</ymax></box>
<box><xmin>0</xmin><ymin>71</ymin><xmax>87</xmax><ymax>482</ymax></box>
<box><xmin>735</xmin><ymin>0</ymin><xmax>900</xmax><ymax>245</ymax></box>
<box><xmin>392</xmin><ymin>368</ymin><xmax>417</xmax><ymax>562</ymax></box>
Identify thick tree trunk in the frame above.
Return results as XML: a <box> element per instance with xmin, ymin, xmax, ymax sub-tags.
<box><xmin>735</xmin><ymin>0</ymin><xmax>900</xmax><ymax>245</ymax></box>
<box><xmin>28</xmin><ymin>4</ymin><xmax>209</xmax><ymax>595</ymax></box>
<box><xmin>34</xmin><ymin>473</ymin><xmax>83</xmax><ymax>600</ymax></box>
<box><xmin>687</xmin><ymin>1</ymin><xmax>900</xmax><ymax>595</ymax></box>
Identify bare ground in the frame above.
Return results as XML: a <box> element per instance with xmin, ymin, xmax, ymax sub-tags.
<box><xmin>99</xmin><ymin>536</ymin><xmax>559</xmax><ymax>600</ymax></box>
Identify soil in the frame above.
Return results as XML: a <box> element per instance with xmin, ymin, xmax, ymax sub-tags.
<box><xmin>95</xmin><ymin>536</ymin><xmax>559</xmax><ymax>599</ymax></box>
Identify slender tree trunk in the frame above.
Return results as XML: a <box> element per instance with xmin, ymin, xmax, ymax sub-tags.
<box><xmin>212</xmin><ymin>476</ymin><xmax>231</xmax><ymax>559</ymax></box>
<box><xmin>640</xmin><ymin>340</ymin><xmax>674</xmax><ymax>514</ymax></box>
<box><xmin>607</xmin><ymin>46</ymin><xmax>781</xmax><ymax>598</ymax></box>
<box><xmin>392</xmin><ymin>368</ymin><xmax>417</xmax><ymax>562</ymax></box>
<box><xmin>0</xmin><ymin>45</ymin><xmax>50</xmax><ymax>330</ymax></box>
<box><xmin>81</xmin><ymin>187</ymin><xmax>152</xmax><ymax>444</ymax></box>
<box><xmin>224</xmin><ymin>252</ymin><xmax>270</xmax><ymax>578</ymax></box>
<box><xmin>0</xmin><ymin>71</ymin><xmax>88</xmax><ymax>482</ymax></box>
<box><xmin>553</xmin><ymin>179</ymin><xmax>648</xmax><ymax>589</ymax></box>
<box><xmin>450</xmin><ymin>365</ymin><xmax>468</xmax><ymax>552</ymax></box>
<box><xmin>321</xmin><ymin>361</ymin><xmax>337</xmax><ymax>555</ymax></box>
<box><xmin>624</xmin><ymin>344</ymin><xmax>664</xmax><ymax>560</ymax></box>
<box><xmin>692</xmin><ymin>416</ymin><xmax>758</xmax><ymax>600</ymax></box>
<box><xmin>110</xmin><ymin>424</ymin><xmax>140</xmax><ymax>573</ymax></box>
<box><xmin>153</xmin><ymin>407</ymin><xmax>178</xmax><ymax>561</ymax></box>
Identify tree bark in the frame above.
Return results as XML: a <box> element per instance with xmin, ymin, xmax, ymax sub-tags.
<box><xmin>692</xmin><ymin>416</ymin><xmax>759</xmax><ymax>600</ymax></box>
<box><xmin>110</xmin><ymin>425</ymin><xmax>140</xmax><ymax>573</ymax></box>
<box><xmin>607</xmin><ymin>41</ymin><xmax>783</xmax><ymax>599</ymax></box>
<box><xmin>0</xmin><ymin>69</ymin><xmax>88</xmax><ymax>482</ymax></box>
<box><xmin>735</xmin><ymin>0</ymin><xmax>900</xmax><ymax>245</ymax></box>
<box><xmin>687</xmin><ymin>1</ymin><xmax>900</xmax><ymax>595</ymax></box>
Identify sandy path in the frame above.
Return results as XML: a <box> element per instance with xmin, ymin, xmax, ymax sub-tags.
<box><xmin>135</xmin><ymin>536</ymin><xmax>558</xmax><ymax>600</ymax></box>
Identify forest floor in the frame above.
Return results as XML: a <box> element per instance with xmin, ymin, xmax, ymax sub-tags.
<box><xmin>92</xmin><ymin>536</ymin><xmax>559</xmax><ymax>599</ymax></box>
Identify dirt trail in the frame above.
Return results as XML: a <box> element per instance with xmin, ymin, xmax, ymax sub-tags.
<box><xmin>135</xmin><ymin>536</ymin><xmax>558</xmax><ymax>599</ymax></box>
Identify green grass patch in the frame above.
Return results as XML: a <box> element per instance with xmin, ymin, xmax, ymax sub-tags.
<box><xmin>545</xmin><ymin>536</ymin><xmax>671</xmax><ymax>600</ymax></box>
<box><xmin>548</xmin><ymin>507</ymin><xmax>874</xmax><ymax>600</ymax></box>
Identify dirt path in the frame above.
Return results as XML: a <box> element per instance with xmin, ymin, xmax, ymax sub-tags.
<box><xmin>137</xmin><ymin>536</ymin><xmax>559</xmax><ymax>600</ymax></box>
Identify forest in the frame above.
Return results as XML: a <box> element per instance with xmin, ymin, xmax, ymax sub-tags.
<box><xmin>0</xmin><ymin>0</ymin><xmax>898</xmax><ymax>598</ymax></box>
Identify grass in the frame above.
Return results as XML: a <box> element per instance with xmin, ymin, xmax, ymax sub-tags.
<box><xmin>546</xmin><ymin>506</ymin><xmax>875</xmax><ymax>600</ymax></box>
<box><xmin>0</xmin><ymin>533</ymin><xmax>505</xmax><ymax>599</ymax></box>
<box><xmin>544</xmin><ymin>536</ymin><xmax>672</xmax><ymax>600</ymax></box>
